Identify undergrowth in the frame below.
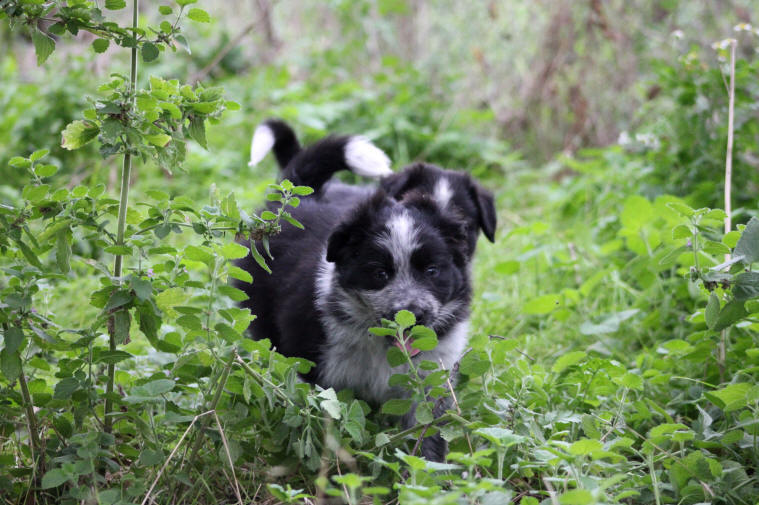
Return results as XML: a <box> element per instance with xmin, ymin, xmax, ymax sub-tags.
<box><xmin>1</xmin><ymin>2</ymin><xmax>759</xmax><ymax>504</ymax></box>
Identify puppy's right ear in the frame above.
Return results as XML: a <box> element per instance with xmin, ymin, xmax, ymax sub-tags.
<box><xmin>326</xmin><ymin>191</ymin><xmax>388</xmax><ymax>263</ymax></box>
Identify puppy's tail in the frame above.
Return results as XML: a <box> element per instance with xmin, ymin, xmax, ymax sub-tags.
<box><xmin>249</xmin><ymin>118</ymin><xmax>302</xmax><ymax>170</ymax></box>
<box><xmin>248</xmin><ymin>118</ymin><xmax>392</xmax><ymax>192</ymax></box>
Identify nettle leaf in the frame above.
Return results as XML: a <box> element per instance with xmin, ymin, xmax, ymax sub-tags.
<box><xmin>552</xmin><ymin>351</ymin><xmax>587</xmax><ymax>374</ymax></box>
<box><xmin>712</xmin><ymin>299</ymin><xmax>747</xmax><ymax>332</ymax></box>
<box><xmin>733</xmin><ymin>272</ymin><xmax>759</xmax><ymax>301</ymax></box>
<box><xmin>188</xmin><ymin>116</ymin><xmax>207</xmax><ymax>149</ymax></box>
<box><xmin>220</xmin><ymin>241</ymin><xmax>249</xmax><ymax>260</ymax></box>
<box><xmin>705</xmin><ymin>292</ymin><xmax>720</xmax><ymax>329</ymax></box>
<box><xmin>734</xmin><ymin>216</ymin><xmax>759</xmax><ymax>265</ymax></box>
<box><xmin>705</xmin><ymin>383</ymin><xmax>753</xmax><ymax>412</ymax></box>
<box><xmin>159</xmin><ymin>5</ymin><xmax>173</xmax><ymax>15</ymax></box>
<box><xmin>92</xmin><ymin>38</ymin><xmax>110</xmax><ymax>53</ymax></box>
<box><xmin>32</xmin><ymin>30</ymin><xmax>55</xmax><ymax>65</ymax></box>
<box><xmin>394</xmin><ymin>310</ymin><xmax>416</xmax><ymax>328</ymax></box>
<box><xmin>1</xmin><ymin>348</ymin><xmax>22</xmax><ymax>383</ymax></box>
<box><xmin>61</xmin><ymin>120</ymin><xmax>99</xmax><ymax>150</ymax></box>
<box><xmin>4</xmin><ymin>327</ymin><xmax>24</xmax><ymax>354</ymax></box>
<box><xmin>144</xmin><ymin>133</ymin><xmax>171</xmax><ymax>147</ymax></box>
<box><xmin>141</xmin><ymin>42</ymin><xmax>159</xmax><ymax>62</ymax></box>
<box><xmin>40</xmin><ymin>468</ymin><xmax>69</xmax><ymax>489</ymax></box>
<box><xmin>523</xmin><ymin>293</ymin><xmax>560</xmax><ymax>315</ymax></box>
<box><xmin>56</xmin><ymin>229</ymin><xmax>72</xmax><ymax>274</ymax></box>
<box><xmin>381</xmin><ymin>398</ymin><xmax>412</xmax><ymax>416</ymax></box>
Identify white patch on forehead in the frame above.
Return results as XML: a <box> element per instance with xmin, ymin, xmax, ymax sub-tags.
<box><xmin>433</xmin><ymin>178</ymin><xmax>453</xmax><ymax>209</ymax></box>
<box><xmin>378</xmin><ymin>211</ymin><xmax>418</xmax><ymax>270</ymax></box>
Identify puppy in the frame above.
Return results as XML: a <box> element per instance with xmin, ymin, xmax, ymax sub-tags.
<box><xmin>237</xmin><ymin>119</ymin><xmax>496</xmax><ymax>460</ymax></box>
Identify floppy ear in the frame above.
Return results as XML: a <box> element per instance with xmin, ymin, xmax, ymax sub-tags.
<box><xmin>469</xmin><ymin>181</ymin><xmax>496</xmax><ymax>242</ymax></box>
<box><xmin>326</xmin><ymin>190</ymin><xmax>388</xmax><ymax>263</ymax></box>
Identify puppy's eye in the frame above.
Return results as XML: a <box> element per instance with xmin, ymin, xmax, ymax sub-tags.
<box><xmin>373</xmin><ymin>269</ymin><xmax>389</xmax><ymax>281</ymax></box>
<box><xmin>425</xmin><ymin>265</ymin><xmax>440</xmax><ymax>277</ymax></box>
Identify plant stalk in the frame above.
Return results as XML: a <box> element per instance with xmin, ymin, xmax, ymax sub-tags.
<box><xmin>105</xmin><ymin>0</ymin><xmax>139</xmax><ymax>436</ymax></box>
<box><xmin>719</xmin><ymin>39</ymin><xmax>737</xmax><ymax>384</ymax></box>
<box><xmin>186</xmin><ymin>351</ymin><xmax>236</xmax><ymax>469</ymax></box>
<box><xmin>18</xmin><ymin>367</ymin><xmax>43</xmax><ymax>475</ymax></box>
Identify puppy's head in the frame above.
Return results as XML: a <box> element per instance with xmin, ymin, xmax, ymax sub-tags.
<box><xmin>380</xmin><ymin>163</ymin><xmax>496</xmax><ymax>256</ymax></box>
<box><xmin>325</xmin><ymin>190</ymin><xmax>471</xmax><ymax>340</ymax></box>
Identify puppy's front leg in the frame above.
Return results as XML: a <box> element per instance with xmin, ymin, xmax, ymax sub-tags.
<box><xmin>401</xmin><ymin>395</ymin><xmax>452</xmax><ymax>462</ymax></box>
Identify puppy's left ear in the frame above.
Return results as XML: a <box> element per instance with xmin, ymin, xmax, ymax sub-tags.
<box><xmin>326</xmin><ymin>190</ymin><xmax>388</xmax><ymax>263</ymax></box>
<box><xmin>469</xmin><ymin>181</ymin><xmax>496</xmax><ymax>242</ymax></box>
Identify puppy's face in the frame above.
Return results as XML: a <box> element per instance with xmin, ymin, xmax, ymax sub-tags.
<box><xmin>326</xmin><ymin>191</ymin><xmax>471</xmax><ymax>340</ymax></box>
<box><xmin>380</xmin><ymin>163</ymin><xmax>497</xmax><ymax>256</ymax></box>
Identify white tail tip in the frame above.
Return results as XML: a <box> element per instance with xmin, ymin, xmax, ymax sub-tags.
<box><xmin>249</xmin><ymin>124</ymin><xmax>275</xmax><ymax>167</ymax></box>
<box><xmin>344</xmin><ymin>136</ymin><xmax>392</xmax><ymax>178</ymax></box>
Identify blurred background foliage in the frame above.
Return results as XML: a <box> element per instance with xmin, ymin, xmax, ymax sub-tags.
<box><xmin>1</xmin><ymin>0</ymin><xmax>757</xmax><ymax>205</ymax></box>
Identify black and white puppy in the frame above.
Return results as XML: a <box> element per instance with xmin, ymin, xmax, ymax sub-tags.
<box><xmin>237</xmin><ymin>119</ymin><xmax>496</xmax><ymax>460</ymax></box>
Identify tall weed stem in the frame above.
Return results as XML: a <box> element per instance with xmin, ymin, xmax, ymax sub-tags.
<box><xmin>105</xmin><ymin>0</ymin><xmax>139</xmax><ymax>435</ymax></box>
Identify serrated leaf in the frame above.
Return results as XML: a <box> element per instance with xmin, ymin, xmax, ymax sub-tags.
<box><xmin>30</xmin><ymin>149</ymin><xmax>49</xmax><ymax>162</ymax></box>
<box><xmin>141</xmin><ymin>42</ymin><xmax>159</xmax><ymax>62</ymax></box>
<box><xmin>221</xmin><ymin>241</ymin><xmax>249</xmax><ymax>260</ymax></box>
<box><xmin>381</xmin><ymin>398</ymin><xmax>412</xmax><ymax>415</ymax></box>
<box><xmin>705</xmin><ymin>292</ymin><xmax>720</xmax><ymax>329</ymax></box>
<box><xmin>61</xmin><ymin>120</ymin><xmax>99</xmax><ymax>150</ymax></box>
<box><xmin>184</xmin><ymin>245</ymin><xmax>214</xmax><ymax>264</ymax></box>
<box><xmin>524</xmin><ymin>293</ymin><xmax>560</xmax><ymax>314</ymax></box>
<box><xmin>733</xmin><ymin>272</ymin><xmax>759</xmax><ymax>301</ymax></box>
<box><xmin>1</xmin><ymin>349</ymin><xmax>21</xmax><ymax>382</ymax></box>
<box><xmin>3</xmin><ymin>327</ymin><xmax>24</xmax><ymax>354</ymax></box>
<box><xmin>159</xmin><ymin>5</ymin><xmax>173</xmax><ymax>15</ymax></box>
<box><xmin>394</xmin><ymin>310</ymin><xmax>415</xmax><ymax>327</ymax></box>
<box><xmin>40</xmin><ymin>468</ymin><xmax>69</xmax><ymax>489</ymax></box>
<box><xmin>92</xmin><ymin>38</ymin><xmax>110</xmax><ymax>53</ymax></box>
<box><xmin>95</xmin><ymin>350</ymin><xmax>134</xmax><ymax>364</ymax></box>
<box><xmin>188</xmin><ymin>115</ymin><xmax>207</xmax><ymax>149</ymax></box>
<box><xmin>552</xmin><ymin>351</ymin><xmax>587</xmax><ymax>373</ymax></box>
<box><xmin>105</xmin><ymin>0</ymin><xmax>126</xmax><ymax>8</ymax></box>
<box><xmin>705</xmin><ymin>383</ymin><xmax>752</xmax><ymax>412</ymax></box>
<box><xmin>227</xmin><ymin>265</ymin><xmax>253</xmax><ymax>284</ymax></box>
<box><xmin>735</xmin><ymin>216</ymin><xmax>759</xmax><ymax>265</ymax></box>
<box><xmin>250</xmin><ymin>243</ymin><xmax>271</xmax><ymax>273</ymax></box>
<box><xmin>32</xmin><ymin>30</ymin><xmax>55</xmax><ymax>65</ymax></box>
<box><xmin>712</xmin><ymin>299</ymin><xmax>747</xmax><ymax>331</ymax></box>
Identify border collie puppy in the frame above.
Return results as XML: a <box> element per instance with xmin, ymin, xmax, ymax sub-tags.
<box><xmin>237</xmin><ymin>119</ymin><xmax>496</xmax><ymax>460</ymax></box>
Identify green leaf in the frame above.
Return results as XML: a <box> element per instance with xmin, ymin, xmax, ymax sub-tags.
<box><xmin>735</xmin><ymin>216</ymin><xmax>759</xmax><ymax>265</ymax></box>
<box><xmin>159</xmin><ymin>5</ymin><xmax>173</xmax><ymax>15</ymax></box>
<box><xmin>1</xmin><ymin>348</ymin><xmax>22</xmax><ymax>383</ymax></box>
<box><xmin>187</xmin><ymin>8</ymin><xmax>211</xmax><ymax>22</ymax></box>
<box><xmin>144</xmin><ymin>133</ymin><xmax>171</xmax><ymax>147</ymax></box>
<box><xmin>227</xmin><ymin>265</ymin><xmax>253</xmax><ymax>284</ymax></box>
<box><xmin>713</xmin><ymin>299</ymin><xmax>747</xmax><ymax>331</ymax></box>
<box><xmin>568</xmin><ymin>438</ymin><xmax>603</xmax><ymax>456</ymax></box>
<box><xmin>381</xmin><ymin>398</ymin><xmax>412</xmax><ymax>415</ymax></box>
<box><xmin>704</xmin><ymin>292</ymin><xmax>720</xmax><ymax>329</ymax></box>
<box><xmin>30</xmin><ymin>149</ymin><xmax>49</xmax><ymax>162</ymax></box>
<box><xmin>579</xmin><ymin>309</ymin><xmax>638</xmax><ymax>335</ymax></box>
<box><xmin>221</xmin><ymin>241</ymin><xmax>249</xmax><ymax>260</ymax></box>
<box><xmin>15</xmin><ymin>239</ymin><xmax>43</xmax><ymax>269</ymax></box>
<box><xmin>40</xmin><ymin>468</ymin><xmax>69</xmax><ymax>489</ymax></box>
<box><xmin>733</xmin><ymin>272</ymin><xmax>759</xmax><ymax>301</ymax></box>
<box><xmin>705</xmin><ymin>383</ymin><xmax>752</xmax><ymax>412</ymax></box>
<box><xmin>666</xmin><ymin>200</ymin><xmax>695</xmax><ymax>217</ymax></box>
<box><xmin>386</xmin><ymin>347</ymin><xmax>406</xmax><ymax>367</ymax></box>
<box><xmin>112</xmin><ymin>309</ymin><xmax>131</xmax><ymax>345</ymax></box>
<box><xmin>184</xmin><ymin>245</ymin><xmax>214</xmax><ymax>264</ymax></box>
<box><xmin>53</xmin><ymin>377</ymin><xmax>80</xmax><ymax>399</ymax></box>
<box><xmin>415</xmin><ymin>401</ymin><xmax>434</xmax><ymax>424</ymax></box>
<box><xmin>293</xmin><ymin>186</ymin><xmax>314</xmax><ymax>196</ymax></box>
<box><xmin>32</xmin><ymin>30</ymin><xmax>55</xmax><ymax>65</ymax></box>
<box><xmin>104</xmin><ymin>290</ymin><xmax>133</xmax><ymax>311</ymax></box>
<box><xmin>105</xmin><ymin>0</ymin><xmax>127</xmax><ymax>9</ymax></box>
<box><xmin>177</xmin><ymin>0</ymin><xmax>198</xmax><ymax>5</ymax></box>
<box><xmin>523</xmin><ymin>293</ymin><xmax>560</xmax><ymax>314</ymax></box>
<box><xmin>141</xmin><ymin>42</ymin><xmax>159</xmax><ymax>62</ymax></box>
<box><xmin>35</xmin><ymin>164</ymin><xmax>58</xmax><ymax>177</ymax></box>
<box><xmin>559</xmin><ymin>489</ymin><xmax>593</xmax><ymax>505</ymax></box>
<box><xmin>458</xmin><ymin>350</ymin><xmax>489</xmax><ymax>376</ymax></box>
<box><xmin>4</xmin><ymin>326</ymin><xmax>24</xmax><ymax>354</ymax></box>
<box><xmin>92</xmin><ymin>38</ymin><xmax>110</xmax><ymax>53</ymax></box>
<box><xmin>136</xmin><ymin>379</ymin><xmax>175</xmax><ymax>396</ymax></box>
<box><xmin>61</xmin><ymin>120</ymin><xmax>99</xmax><ymax>150</ymax></box>
<box><xmin>95</xmin><ymin>350</ymin><xmax>134</xmax><ymax>365</ymax></box>
<box><xmin>131</xmin><ymin>278</ymin><xmax>153</xmax><ymax>301</ymax></box>
<box><xmin>621</xmin><ymin>195</ymin><xmax>653</xmax><ymax>230</ymax></box>
<box><xmin>56</xmin><ymin>229</ymin><xmax>71</xmax><ymax>274</ymax></box>
<box><xmin>217</xmin><ymin>285</ymin><xmax>249</xmax><ymax>302</ymax></box>
<box><xmin>394</xmin><ymin>310</ymin><xmax>416</xmax><ymax>328</ymax></box>
<box><xmin>672</xmin><ymin>224</ymin><xmax>691</xmax><ymax>240</ymax></box>
<box><xmin>188</xmin><ymin>116</ymin><xmax>207</xmax><ymax>149</ymax></box>
<box><xmin>250</xmin><ymin>243</ymin><xmax>272</xmax><ymax>274</ymax></box>
<box><xmin>552</xmin><ymin>351</ymin><xmax>587</xmax><ymax>373</ymax></box>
